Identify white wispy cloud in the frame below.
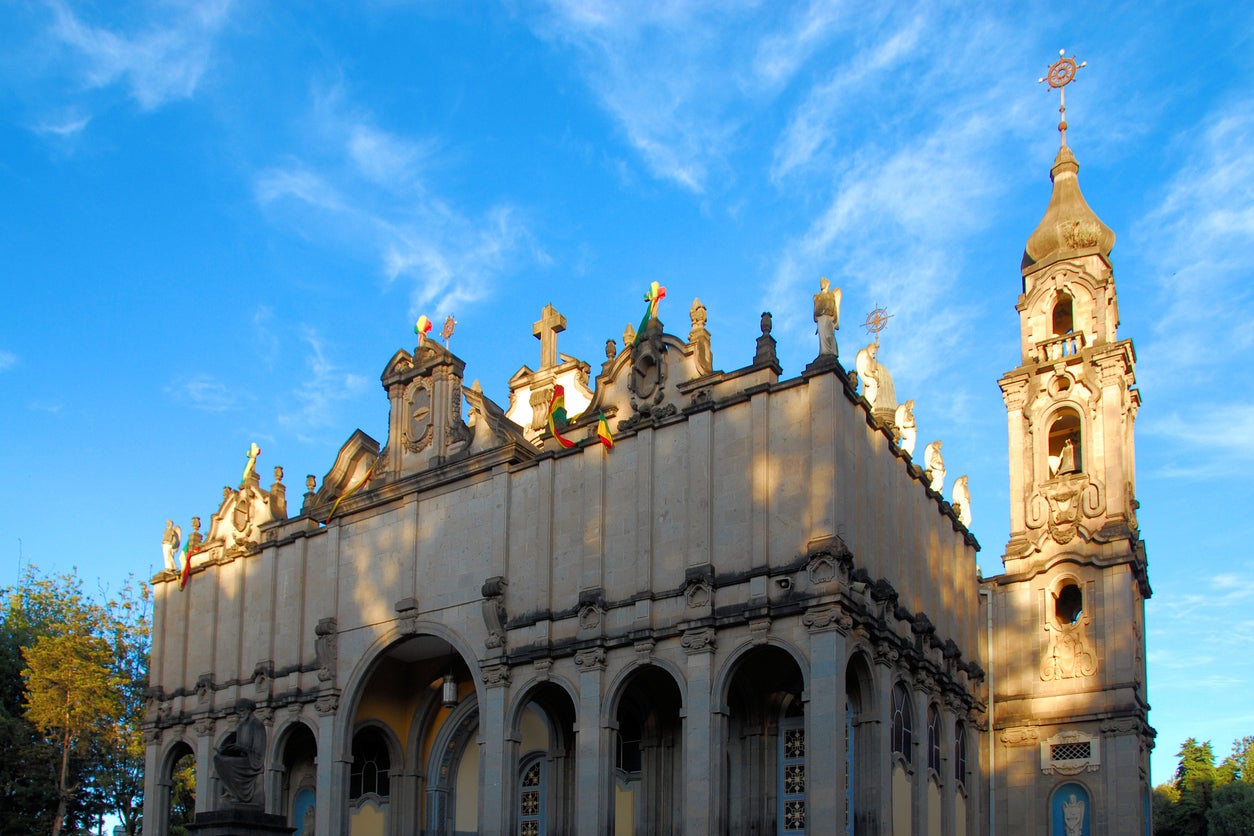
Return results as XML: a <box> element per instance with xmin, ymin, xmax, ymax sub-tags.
<box><xmin>166</xmin><ymin>374</ymin><xmax>237</xmax><ymax>412</ymax></box>
<box><xmin>278</xmin><ymin>330</ymin><xmax>370</xmax><ymax>442</ymax></box>
<box><xmin>770</xmin><ymin>12</ymin><xmax>926</xmax><ymax>182</ymax></box>
<box><xmin>530</xmin><ymin>0</ymin><xmax>824</xmax><ymax>193</ymax></box>
<box><xmin>0</xmin><ymin>350</ymin><xmax>16</xmax><ymax>371</ymax></box>
<box><xmin>1135</xmin><ymin>106</ymin><xmax>1254</xmax><ymax>384</ymax></box>
<box><xmin>254</xmin><ymin>86</ymin><xmax>535</xmax><ymax>319</ymax></box>
<box><xmin>44</xmin><ymin>0</ymin><xmax>234</xmax><ymax>110</ymax></box>
<box><xmin>31</xmin><ymin>111</ymin><xmax>91</xmax><ymax>137</ymax></box>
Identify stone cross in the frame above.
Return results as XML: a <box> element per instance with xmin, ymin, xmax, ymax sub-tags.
<box><xmin>532</xmin><ymin>304</ymin><xmax>567</xmax><ymax>370</ymax></box>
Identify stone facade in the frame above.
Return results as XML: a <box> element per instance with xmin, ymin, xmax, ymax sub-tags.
<box><xmin>143</xmin><ymin>137</ymin><xmax>1150</xmax><ymax>835</ymax></box>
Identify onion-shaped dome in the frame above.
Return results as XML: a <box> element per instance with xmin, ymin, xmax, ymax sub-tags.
<box><xmin>1021</xmin><ymin>144</ymin><xmax>1115</xmax><ymax>273</ymax></box>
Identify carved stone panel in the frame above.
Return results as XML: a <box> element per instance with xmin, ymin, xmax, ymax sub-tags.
<box><xmin>405</xmin><ymin>380</ymin><xmax>434</xmax><ymax>453</ymax></box>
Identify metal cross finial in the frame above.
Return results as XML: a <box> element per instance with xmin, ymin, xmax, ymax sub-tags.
<box><xmin>864</xmin><ymin>305</ymin><xmax>892</xmax><ymax>343</ymax></box>
<box><xmin>1039</xmin><ymin>49</ymin><xmax>1087</xmax><ymax>147</ymax></box>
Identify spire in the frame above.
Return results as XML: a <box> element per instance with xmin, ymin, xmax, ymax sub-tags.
<box><xmin>1022</xmin><ymin>51</ymin><xmax>1115</xmax><ymax>274</ymax></box>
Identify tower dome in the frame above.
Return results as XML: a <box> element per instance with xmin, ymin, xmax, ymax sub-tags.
<box><xmin>1021</xmin><ymin>143</ymin><xmax>1115</xmax><ymax>273</ymax></box>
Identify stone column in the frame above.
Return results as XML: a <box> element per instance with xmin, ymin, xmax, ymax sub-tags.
<box><xmin>145</xmin><ymin>735</ymin><xmax>166</xmax><ymax>835</ymax></box>
<box><xmin>805</xmin><ymin>607</ymin><xmax>849</xmax><ymax>834</ymax></box>
<box><xmin>194</xmin><ymin>718</ymin><xmax>216</xmax><ymax>815</ymax></box>
<box><xmin>872</xmin><ymin>649</ymin><xmax>897</xmax><ymax>830</ymax></box>
<box><xmin>313</xmin><ymin>705</ymin><xmax>345</xmax><ymax>836</ymax></box>
<box><xmin>477</xmin><ymin>664</ymin><xmax>511</xmax><ymax>835</ymax></box>
<box><xmin>681</xmin><ymin>627</ymin><xmax>716</xmax><ymax>835</ymax></box>
<box><xmin>574</xmin><ymin>648</ymin><xmax>610</xmax><ymax>834</ymax></box>
<box><xmin>912</xmin><ymin>684</ymin><xmax>930</xmax><ymax>835</ymax></box>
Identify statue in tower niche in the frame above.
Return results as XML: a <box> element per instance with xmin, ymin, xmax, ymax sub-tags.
<box><xmin>1050</xmin><ymin>437</ymin><xmax>1078</xmax><ymax>477</ymax></box>
<box><xmin>924</xmin><ymin>441</ymin><xmax>946</xmax><ymax>493</ymax></box>
<box><xmin>813</xmin><ymin>277</ymin><xmax>841</xmax><ymax>357</ymax></box>
<box><xmin>214</xmin><ymin>700</ymin><xmax>267</xmax><ymax>807</ymax></box>
<box><xmin>1062</xmin><ymin>793</ymin><xmax>1085</xmax><ymax>836</ymax></box>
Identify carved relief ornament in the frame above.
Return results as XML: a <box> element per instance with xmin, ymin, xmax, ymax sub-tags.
<box><xmin>405</xmin><ymin>379</ymin><xmax>434</xmax><ymax>453</ymax></box>
<box><xmin>1026</xmin><ymin>474</ymin><xmax>1103</xmax><ymax>545</ymax></box>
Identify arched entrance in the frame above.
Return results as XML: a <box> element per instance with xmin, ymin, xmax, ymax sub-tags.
<box><xmin>721</xmin><ymin>645</ymin><xmax>806</xmax><ymax>835</ymax></box>
<box><xmin>345</xmin><ymin>633</ymin><xmax>478</xmax><ymax>836</ymax></box>
<box><xmin>612</xmin><ymin>664</ymin><xmax>683</xmax><ymax>834</ymax></box>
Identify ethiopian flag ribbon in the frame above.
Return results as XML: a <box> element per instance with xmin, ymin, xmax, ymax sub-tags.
<box><xmin>597</xmin><ymin>412</ymin><xmax>614</xmax><ymax>450</ymax></box>
<box><xmin>547</xmin><ymin>385</ymin><xmax>577</xmax><ymax>449</ymax></box>
<box><xmin>325</xmin><ymin>456</ymin><xmax>381</xmax><ymax>525</ymax></box>
<box><xmin>415</xmin><ymin>315</ymin><xmax>433</xmax><ymax>344</ymax></box>
<box><xmin>634</xmin><ymin>281</ymin><xmax>667</xmax><ymax>345</ymax></box>
<box><xmin>178</xmin><ymin>540</ymin><xmax>195</xmax><ymax>591</ymax></box>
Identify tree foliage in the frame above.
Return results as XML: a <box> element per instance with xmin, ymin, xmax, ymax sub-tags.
<box><xmin>0</xmin><ymin>566</ymin><xmax>150</xmax><ymax>836</ymax></box>
<box><xmin>1156</xmin><ymin>735</ymin><xmax>1254</xmax><ymax>835</ymax></box>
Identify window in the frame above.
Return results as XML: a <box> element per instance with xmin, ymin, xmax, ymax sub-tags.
<box><xmin>1055</xmin><ymin>583</ymin><xmax>1084</xmax><ymax>625</ymax></box>
<box><xmin>954</xmin><ymin>722</ymin><xmax>967</xmax><ymax>787</ymax></box>
<box><xmin>349</xmin><ymin>728</ymin><xmax>391</xmax><ymax>800</ymax></box>
<box><xmin>926</xmin><ymin>705</ymin><xmax>942</xmax><ymax>775</ymax></box>
<box><xmin>779</xmin><ymin>714</ymin><xmax>807</xmax><ymax>834</ymax></box>
<box><xmin>615</xmin><ymin>714</ymin><xmax>641</xmax><ymax>774</ymax></box>
<box><xmin>518</xmin><ymin>755</ymin><xmax>545</xmax><ymax>836</ymax></box>
<box><xmin>1052</xmin><ymin>294</ymin><xmax>1074</xmax><ymax>336</ymax></box>
<box><xmin>891</xmin><ymin>683</ymin><xmax>913</xmax><ymax>760</ymax></box>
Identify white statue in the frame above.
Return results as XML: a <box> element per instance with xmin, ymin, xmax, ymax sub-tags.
<box><xmin>856</xmin><ymin>343</ymin><xmax>880</xmax><ymax>407</ymax></box>
<box><xmin>1062</xmin><ymin>794</ymin><xmax>1085</xmax><ymax>836</ymax></box>
<box><xmin>813</xmin><ymin>277</ymin><xmax>842</xmax><ymax>357</ymax></box>
<box><xmin>924</xmin><ymin>441</ymin><xmax>946</xmax><ymax>493</ymax></box>
<box><xmin>161</xmin><ymin>519</ymin><xmax>182</xmax><ymax>572</ymax></box>
<box><xmin>952</xmin><ymin>475</ymin><xmax>972</xmax><ymax>527</ymax></box>
<box><xmin>894</xmin><ymin>399</ymin><xmax>917</xmax><ymax>456</ymax></box>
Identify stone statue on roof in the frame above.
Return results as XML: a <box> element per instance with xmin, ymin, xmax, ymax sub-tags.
<box><xmin>813</xmin><ymin>277</ymin><xmax>841</xmax><ymax>357</ymax></box>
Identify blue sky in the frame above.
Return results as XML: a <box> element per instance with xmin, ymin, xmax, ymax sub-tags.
<box><xmin>2</xmin><ymin>0</ymin><xmax>1251</xmax><ymax>786</ymax></box>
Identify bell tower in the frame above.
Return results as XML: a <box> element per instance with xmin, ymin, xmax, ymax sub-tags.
<box><xmin>983</xmin><ymin>53</ymin><xmax>1153</xmax><ymax>835</ymax></box>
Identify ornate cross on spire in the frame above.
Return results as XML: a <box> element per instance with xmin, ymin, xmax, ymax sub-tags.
<box><xmin>863</xmin><ymin>305</ymin><xmax>892</xmax><ymax>344</ymax></box>
<box><xmin>1039</xmin><ymin>49</ymin><xmax>1087</xmax><ymax>147</ymax></box>
<box><xmin>533</xmin><ymin>304</ymin><xmax>567</xmax><ymax>370</ymax></box>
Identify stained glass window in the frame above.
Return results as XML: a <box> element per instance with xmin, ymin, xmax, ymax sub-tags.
<box><xmin>518</xmin><ymin>755</ymin><xmax>545</xmax><ymax>836</ymax></box>
<box><xmin>779</xmin><ymin>716</ymin><xmax>806</xmax><ymax>834</ymax></box>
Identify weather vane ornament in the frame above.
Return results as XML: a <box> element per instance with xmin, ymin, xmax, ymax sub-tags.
<box><xmin>863</xmin><ymin>305</ymin><xmax>892</xmax><ymax>344</ymax></box>
<box><xmin>1039</xmin><ymin>49</ymin><xmax>1086</xmax><ymax>146</ymax></box>
<box><xmin>442</xmin><ymin>315</ymin><xmax>456</xmax><ymax>347</ymax></box>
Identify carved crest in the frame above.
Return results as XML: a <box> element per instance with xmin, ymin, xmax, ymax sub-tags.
<box><xmin>1027</xmin><ymin>474</ymin><xmax>1104</xmax><ymax>544</ymax></box>
<box><xmin>405</xmin><ymin>379</ymin><xmax>434</xmax><ymax>453</ymax></box>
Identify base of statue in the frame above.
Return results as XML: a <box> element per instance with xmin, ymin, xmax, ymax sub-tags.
<box><xmin>804</xmin><ymin>353</ymin><xmax>843</xmax><ymax>377</ymax></box>
<box><xmin>187</xmin><ymin>808</ymin><xmax>294</xmax><ymax>836</ymax></box>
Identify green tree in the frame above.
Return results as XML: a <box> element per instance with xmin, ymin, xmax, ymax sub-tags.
<box><xmin>1</xmin><ymin>568</ymin><xmax>93</xmax><ymax>834</ymax></box>
<box><xmin>22</xmin><ymin>614</ymin><xmax>123</xmax><ymax>836</ymax></box>
<box><xmin>1156</xmin><ymin>738</ymin><xmax>1219</xmax><ymax>836</ymax></box>
<box><xmin>1209</xmin><ymin>781</ymin><xmax>1254</xmax><ymax>836</ymax></box>
<box><xmin>90</xmin><ymin>579</ymin><xmax>151</xmax><ymax>836</ymax></box>
<box><xmin>1</xmin><ymin>566</ymin><xmax>151</xmax><ymax>836</ymax></box>
<box><xmin>1220</xmin><ymin>737</ymin><xmax>1254</xmax><ymax>786</ymax></box>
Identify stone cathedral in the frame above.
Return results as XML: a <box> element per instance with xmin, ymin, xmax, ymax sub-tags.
<box><xmin>143</xmin><ymin>85</ymin><xmax>1152</xmax><ymax>835</ymax></box>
